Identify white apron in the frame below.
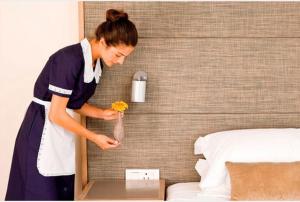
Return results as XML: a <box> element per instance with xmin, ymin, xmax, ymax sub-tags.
<box><xmin>33</xmin><ymin>97</ymin><xmax>76</xmax><ymax>176</ymax></box>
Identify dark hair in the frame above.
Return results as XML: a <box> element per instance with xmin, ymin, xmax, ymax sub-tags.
<box><xmin>95</xmin><ymin>9</ymin><xmax>138</xmax><ymax>47</ymax></box>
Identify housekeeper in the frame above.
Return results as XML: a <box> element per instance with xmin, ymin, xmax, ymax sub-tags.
<box><xmin>5</xmin><ymin>9</ymin><xmax>138</xmax><ymax>200</ymax></box>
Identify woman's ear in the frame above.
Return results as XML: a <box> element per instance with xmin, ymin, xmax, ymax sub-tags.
<box><xmin>100</xmin><ymin>38</ymin><xmax>107</xmax><ymax>48</ymax></box>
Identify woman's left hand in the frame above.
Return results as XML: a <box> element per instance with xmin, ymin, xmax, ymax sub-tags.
<box><xmin>100</xmin><ymin>109</ymin><xmax>124</xmax><ymax>120</ymax></box>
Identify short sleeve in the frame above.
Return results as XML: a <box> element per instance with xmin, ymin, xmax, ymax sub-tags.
<box><xmin>48</xmin><ymin>51</ymin><xmax>80</xmax><ymax>97</ymax></box>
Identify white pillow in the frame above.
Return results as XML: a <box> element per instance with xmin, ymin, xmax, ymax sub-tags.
<box><xmin>194</xmin><ymin>128</ymin><xmax>300</xmax><ymax>188</ymax></box>
<box><xmin>195</xmin><ymin>158</ymin><xmax>231</xmax><ymax>195</ymax></box>
<box><xmin>195</xmin><ymin>159</ymin><xmax>208</xmax><ymax>178</ymax></box>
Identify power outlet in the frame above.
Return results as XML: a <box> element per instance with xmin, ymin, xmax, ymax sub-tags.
<box><xmin>125</xmin><ymin>169</ymin><xmax>159</xmax><ymax>180</ymax></box>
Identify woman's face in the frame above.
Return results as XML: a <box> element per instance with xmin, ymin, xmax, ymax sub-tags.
<box><xmin>100</xmin><ymin>38</ymin><xmax>135</xmax><ymax>67</ymax></box>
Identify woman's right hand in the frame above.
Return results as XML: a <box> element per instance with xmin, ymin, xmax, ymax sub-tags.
<box><xmin>92</xmin><ymin>134</ymin><xmax>120</xmax><ymax>150</ymax></box>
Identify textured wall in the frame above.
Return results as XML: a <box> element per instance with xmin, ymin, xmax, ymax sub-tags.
<box><xmin>84</xmin><ymin>2</ymin><xmax>300</xmax><ymax>184</ymax></box>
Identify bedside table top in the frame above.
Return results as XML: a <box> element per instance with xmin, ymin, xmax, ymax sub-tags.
<box><xmin>79</xmin><ymin>179</ymin><xmax>165</xmax><ymax>201</ymax></box>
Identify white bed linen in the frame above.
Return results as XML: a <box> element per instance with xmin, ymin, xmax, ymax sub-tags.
<box><xmin>167</xmin><ymin>182</ymin><xmax>230</xmax><ymax>201</ymax></box>
<box><xmin>194</xmin><ymin>128</ymin><xmax>300</xmax><ymax>188</ymax></box>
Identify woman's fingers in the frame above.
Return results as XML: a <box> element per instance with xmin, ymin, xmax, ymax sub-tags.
<box><xmin>93</xmin><ymin>134</ymin><xmax>120</xmax><ymax>150</ymax></box>
<box><xmin>103</xmin><ymin>136</ymin><xmax>120</xmax><ymax>150</ymax></box>
<box><xmin>103</xmin><ymin>140</ymin><xmax>120</xmax><ymax>149</ymax></box>
<box><xmin>106</xmin><ymin>137</ymin><xmax>119</xmax><ymax>145</ymax></box>
<box><xmin>102</xmin><ymin>109</ymin><xmax>125</xmax><ymax>120</ymax></box>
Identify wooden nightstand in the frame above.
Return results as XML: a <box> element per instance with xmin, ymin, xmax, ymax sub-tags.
<box><xmin>78</xmin><ymin>179</ymin><xmax>165</xmax><ymax>201</ymax></box>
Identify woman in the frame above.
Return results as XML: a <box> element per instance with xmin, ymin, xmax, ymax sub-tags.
<box><xmin>5</xmin><ymin>9</ymin><xmax>138</xmax><ymax>200</ymax></box>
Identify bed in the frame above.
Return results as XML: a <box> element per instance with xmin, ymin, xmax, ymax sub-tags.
<box><xmin>167</xmin><ymin>182</ymin><xmax>229</xmax><ymax>201</ymax></box>
<box><xmin>167</xmin><ymin>128</ymin><xmax>300</xmax><ymax>201</ymax></box>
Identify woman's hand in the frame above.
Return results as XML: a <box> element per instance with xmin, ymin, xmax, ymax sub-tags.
<box><xmin>101</xmin><ymin>109</ymin><xmax>124</xmax><ymax>120</ymax></box>
<box><xmin>74</xmin><ymin>103</ymin><xmax>125</xmax><ymax>120</ymax></box>
<box><xmin>92</xmin><ymin>134</ymin><xmax>120</xmax><ymax>150</ymax></box>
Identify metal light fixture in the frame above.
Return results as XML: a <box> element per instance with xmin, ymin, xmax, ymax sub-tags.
<box><xmin>131</xmin><ymin>71</ymin><xmax>147</xmax><ymax>102</ymax></box>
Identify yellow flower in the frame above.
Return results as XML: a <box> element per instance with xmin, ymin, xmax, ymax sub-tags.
<box><xmin>112</xmin><ymin>101</ymin><xmax>128</xmax><ymax>112</ymax></box>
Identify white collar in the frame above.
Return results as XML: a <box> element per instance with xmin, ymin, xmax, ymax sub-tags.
<box><xmin>80</xmin><ymin>38</ymin><xmax>102</xmax><ymax>83</ymax></box>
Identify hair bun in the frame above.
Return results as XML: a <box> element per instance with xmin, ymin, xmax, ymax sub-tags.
<box><xmin>106</xmin><ymin>9</ymin><xmax>128</xmax><ymax>22</ymax></box>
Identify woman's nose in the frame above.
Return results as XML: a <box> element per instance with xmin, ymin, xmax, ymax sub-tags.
<box><xmin>117</xmin><ymin>56</ymin><xmax>125</xmax><ymax>65</ymax></box>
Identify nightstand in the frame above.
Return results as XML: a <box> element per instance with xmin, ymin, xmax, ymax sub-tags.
<box><xmin>78</xmin><ymin>179</ymin><xmax>165</xmax><ymax>201</ymax></box>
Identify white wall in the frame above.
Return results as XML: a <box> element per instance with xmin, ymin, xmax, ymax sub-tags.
<box><xmin>0</xmin><ymin>1</ymin><xmax>79</xmax><ymax>199</ymax></box>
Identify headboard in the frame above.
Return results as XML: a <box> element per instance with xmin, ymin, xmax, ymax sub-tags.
<box><xmin>82</xmin><ymin>1</ymin><xmax>300</xmax><ymax>185</ymax></box>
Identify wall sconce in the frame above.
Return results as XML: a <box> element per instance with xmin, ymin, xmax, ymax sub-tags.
<box><xmin>131</xmin><ymin>71</ymin><xmax>147</xmax><ymax>102</ymax></box>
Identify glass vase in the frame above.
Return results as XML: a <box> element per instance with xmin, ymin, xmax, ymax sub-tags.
<box><xmin>113</xmin><ymin>112</ymin><xmax>125</xmax><ymax>142</ymax></box>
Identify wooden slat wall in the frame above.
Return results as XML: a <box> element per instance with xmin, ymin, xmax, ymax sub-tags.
<box><xmin>83</xmin><ymin>2</ymin><xmax>300</xmax><ymax>184</ymax></box>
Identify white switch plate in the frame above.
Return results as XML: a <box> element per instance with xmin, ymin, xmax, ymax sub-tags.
<box><xmin>125</xmin><ymin>169</ymin><xmax>159</xmax><ymax>180</ymax></box>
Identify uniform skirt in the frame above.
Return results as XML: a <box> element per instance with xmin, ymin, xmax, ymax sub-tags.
<box><xmin>5</xmin><ymin>102</ymin><xmax>74</xmax><ymax>200</ymax></box>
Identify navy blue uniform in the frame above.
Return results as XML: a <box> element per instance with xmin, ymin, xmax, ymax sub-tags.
<box><xmin>6</xmin><ymin>41</ymin><xmax>102</xmax><ymax>200</ymax></box>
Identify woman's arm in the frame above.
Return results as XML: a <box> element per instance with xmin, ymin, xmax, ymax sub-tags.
<box><xmin>74</xmin><ymin>103</ymin><xmax>119</xmax><ymax>120</ymax></box>
<box><xmin>49</xmin><ymin>95</ymin><xmax>119</xmax><ymax>150</ymax></box>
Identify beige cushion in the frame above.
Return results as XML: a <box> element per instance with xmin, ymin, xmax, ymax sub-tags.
<box><xmin>226</xmin><ymin>161</ymin><xmax>300</xmax><ymax>201</ymax></box>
